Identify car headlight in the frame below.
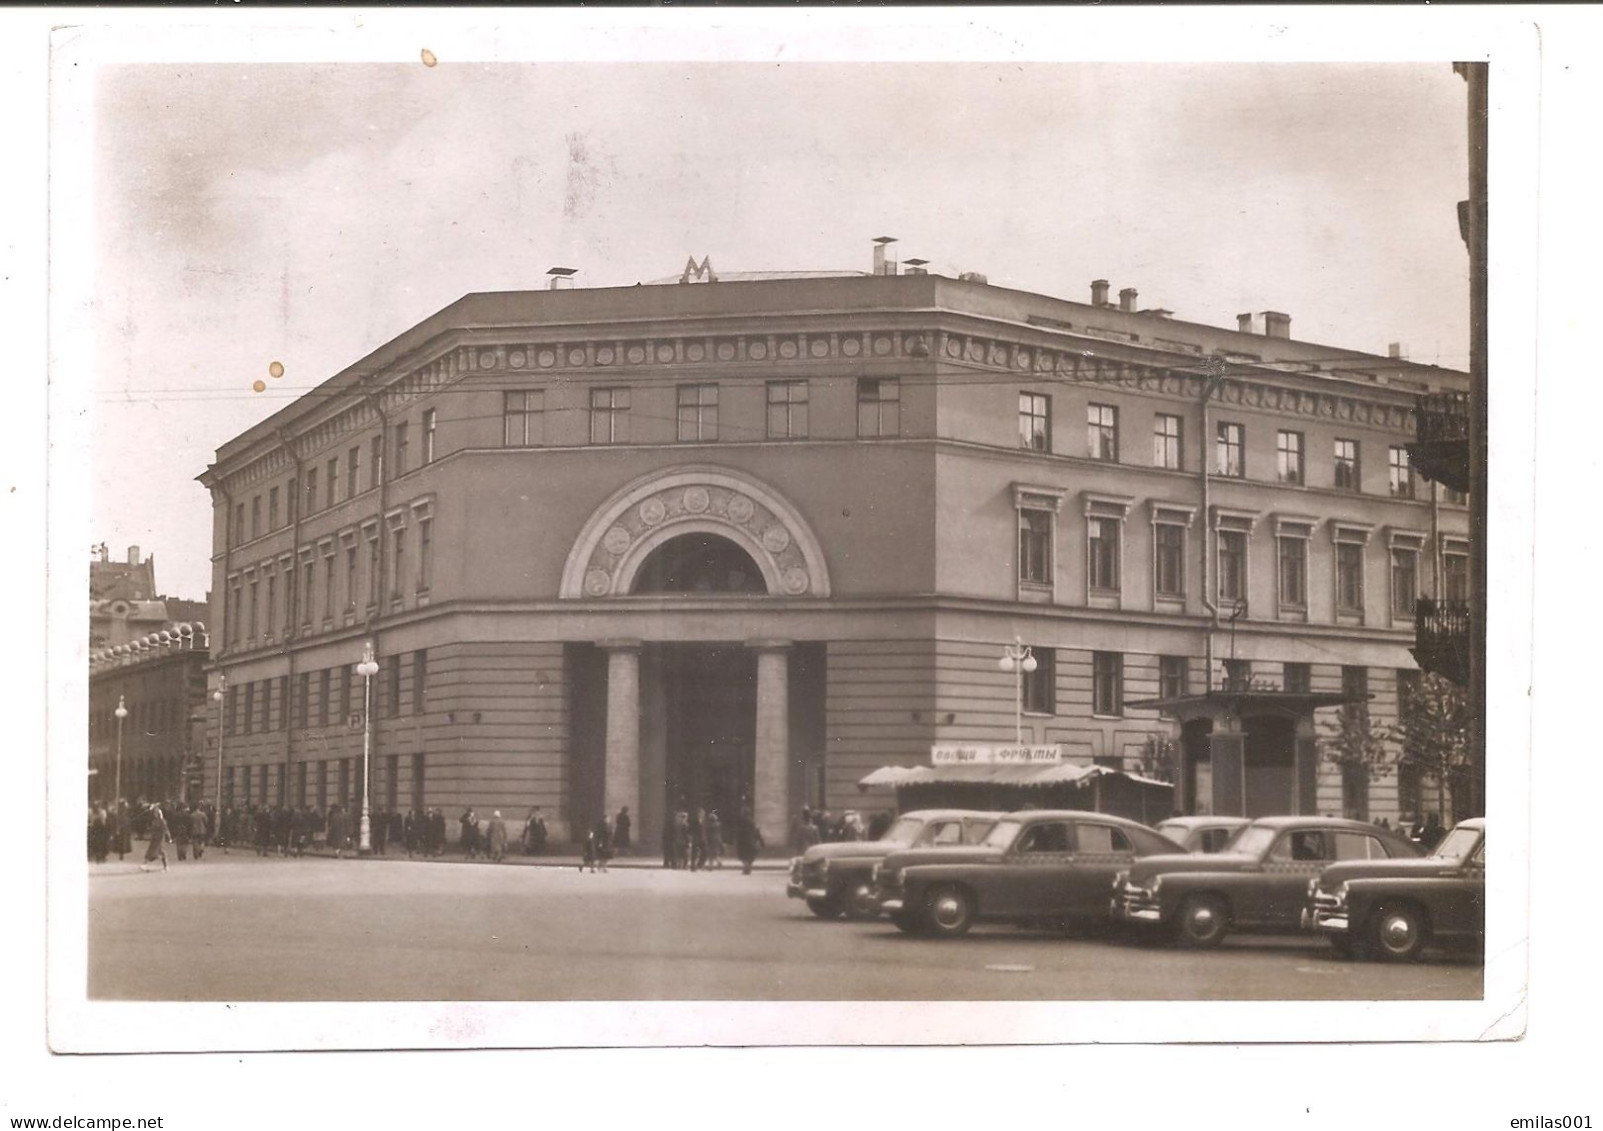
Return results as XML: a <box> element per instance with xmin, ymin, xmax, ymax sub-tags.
<box><xmin>1307</xmin><ymin>878</ymin><xmax>1319</xmax><ymax>898</ymax></box>
<box><xmin>818</xmin><ymin>858</ymin><xmax>829</xmax><ymax>878</ymax></box>
<box><xmin>1112</xmin><ymin>870</ymin><xmax>1129</xmax><ymax>891</ymax></box>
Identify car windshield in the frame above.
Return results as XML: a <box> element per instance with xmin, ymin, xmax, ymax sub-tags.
<box><xmin>980</xmin><ymin>818</ymin><xmax>1024</xmax><ymax>849</ymax></box>
<box><xmin>879</xmin><ymin>817</ymin><xmax>922</xmax><ymax>844</ymax></box>
<box><xmin>1229</xmin><ymin>825</ymin><xmax>1279</xmax><ymax>858</ymax></box>
<box><xmin>1431</xmin><ymin>825</ymin><xmax>1482</xmax><ymax>863</ymax></box>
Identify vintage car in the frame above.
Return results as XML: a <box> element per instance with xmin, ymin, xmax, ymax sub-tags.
<box><xmin>1112</xmin><ymin>815</ymin><xmax>1421</xmax><ymax>948</ymax></box>
<box><xmin>1153</xmin><ymin>815</ymin><xmax>1251</xmax><ymax>854</ymax></box>
<box><xmin>871</xmin><ymin>810</ymin><xmax>1184</xmax><ymax>938</ymax></box>
<box><xmin>1304</xmin><ymin>817</ymin><xmax>1485</xmax><ymax>961</ymax></box>
<box><xmin>786</xmin><ymin>810</ymin><xmax>999</xmax><ymax>919</ymax></box>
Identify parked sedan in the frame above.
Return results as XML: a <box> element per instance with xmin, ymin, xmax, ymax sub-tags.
<box><xmin>872</xmin><ymin>810</ymin><xmax>1183</xmax><ymax>938</ymax></box>
<box><xmin>1153</xmin><ymin>816</ymin><xmax>1251</xmax><ymax>854</ymax></box>
<box><xmin>1305</xmin><ymin>818</ymin><xmax>1485</xmax><ymax>961</ymax></box>
<box><xmin>1112</xmin><ymin>816</ymin><xmax>1421</xmax><ymax>948</ymax></box>
<box><xmin>787</xmin><ymin>810</ymin><xmax>999</xmax><ymax>919</ymax></box>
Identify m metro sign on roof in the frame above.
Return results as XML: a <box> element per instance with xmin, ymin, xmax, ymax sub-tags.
<box><xmin>931</xmin><ymin>745</ymin><xmax>1062</xmax><ymax>765</ymax></box>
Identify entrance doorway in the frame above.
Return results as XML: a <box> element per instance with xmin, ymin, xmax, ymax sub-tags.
<box><xmin>661</xmin><ymin>644</ymin><xmax>756</xmax><ymax>827</ymax></box>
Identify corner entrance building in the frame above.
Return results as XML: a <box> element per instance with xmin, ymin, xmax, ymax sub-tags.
<box><xmin>199</xmin><ymin>248</ymin><xmax>1471</xmax><ymax>846</ymax></box>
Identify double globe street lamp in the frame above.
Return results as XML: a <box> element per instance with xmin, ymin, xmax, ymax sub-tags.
<box><xmin>997</xmin><ymin>638</ymin><xmax>1037</xmax><ymax>746</ymax></box>
<box><xmin>213</xmin><ymin>674</ymin><xmax>227</xmax><ymax>811</ymax></box>
<box><xmin>356</xmin><ymin>642</ymin><xmax>380</xmax><ymax>855</ymax></box>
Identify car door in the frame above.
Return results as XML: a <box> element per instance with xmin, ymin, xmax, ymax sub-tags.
<box><xmin>1251</xmin><ymin>828</ymin><xmax>1337</xmax><ymax>929</ymax></box>
<box><xmin>1064</xmin><ymin>821</ymin><xmax>1137</xmax><ymax>922</ymax></box>
<box><xmin>992</xmin><ymin>819</ymin><xmax>1076</xmax><ymax>918</ymax></box>
<box><xmin>1434</xmin><ymin>833</ymin><xmax>1486</xmax><ymax>936</ymax></box>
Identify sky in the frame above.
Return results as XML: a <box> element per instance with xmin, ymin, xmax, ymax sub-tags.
<box><xmin>88</xmin><ymin>61</ymin><xmax>1470</xmax><ymax>601</ymax></box>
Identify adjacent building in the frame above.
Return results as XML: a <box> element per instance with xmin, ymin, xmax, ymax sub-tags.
<box><xmin>197</xmin><ymin>245</ymin><xmax>1471</xmax><ymax>846</ymax></box>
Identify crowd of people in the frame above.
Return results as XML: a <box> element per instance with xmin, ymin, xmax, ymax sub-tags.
<box><xmin>787</xmin><ymin>806</ymin><xmax>891</xmax><ymax>853</ymax></box>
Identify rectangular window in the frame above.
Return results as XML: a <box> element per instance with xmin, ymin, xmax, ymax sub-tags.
<box><xmin>242</xmin><ymin>682</ymin><xmax>255</xmax><ymax>736</ymax></box>
<box><xmin>326</xmin><ymin>458</ymin><xmax>338</xmax><ymax>508</ymax></box>
<box><xmin>1154</xmin><ymin>523</ymin><xmax>1185</xmax><ymax>598</ymax></box>
<box><xmin>347</xmin><ymin>446</ymin><xmax>360</xmax><ymax>497</ymax></box>
<box><xmin>318</xmin><ymin>668</ymin><xmax>331</xmax><ymax>728</ymax></box>
<box><xmin>1336</xmin><ymin>542</ymin><xmax>1365</xmax><ymax>614</ymax></box>
<box><xmin>766</xmin><ymin>380</ymin><xmax>809</xmax><ymax>440</ymax></box>
<box><xmin>1087</xmin><ymin>404</ymin><xmax>1118</xmax><ymax>461</ymax></box>
<box><xmin>676</xmin><ymin>384</ymin><xmax>719</xmax><ymax>442</ymax></box>
<box><xmin>590</xmin><ymin>387</ymin><xmax>631</xmax><ymax>445</ymax></box>
<box><xmin>1388</xmin><ymin>446</ymin><xmax>1414</xmax><ymax>499</ymax></box>
<box><xmin>229</xmin><ymin>580</ymin><xmax>243</xmax><ymax>643</ymax></box>
<box><xmin>1088</xmin><ymin>516</ymin><xmax>1120</xmax><ymax>591</ymax></box>
<box><xmin>282</xmin><ymin>566</ymin><xmax>295</xmax><ymax>633</ymax></box>
<box><xmin>277</xmin><ymin>675</ymin><xmax>289</xmax><ymax>731</ymax></box>
<box><xmin>1216</xmin><ymin>422</ymin><xmax>1245</xmax><ymax>477</ymax></box>
<box><xmin>417</xmin><ymin>517</ymin><xmax>433</xmax><ymax>592</ymax></box>
<box><xmin>1443</xmin><ymin>549</ymin><xmax>1470</xmax><ymax>603</ymax></box>
<box><xmin>856</xmin><ymin>378</ymin><xmax>900</xmax><ymax>438</ymax></box>
<box><xmin>1276</xmin><ymin>430</ymin><xmax>1304</xmax><ymax>485</ymax></box>
<box><xmin>340</xmin><ymin>664</ymin><xmax>352</xmax><ymax>722</ymax></box>
<box><xmin>1159</xmin><ymin>655</ymin><xmax>1189</xmax><ymax>701</ymax></box>
<box><xmin>248</xmin><ymin>578</ymin><xmax>259</xmax><ymax>639</ymax></box>
<box><xmin>322</xmin><ymin>549</ymin><xmax>335</xmax><ymax>621</ymax></box>
<box><xmin>367</xmin><ymin>532</ymin><xmax>380</xmax><ymax>608</ymax></box>
<box><xmin>1019</xmin><ymin>509</ymin><xmax>1052</xmax><ymax>584</ymax></box>
<box><xmin>1153</xmin><ymin>414</ymin><xmax>1182</xmax><ymax>470</ymax></box>
<box><xmin>504</xmin><ymin>390</ymin><xmax>545</xmax><ymax>446</ymax></box>
<box><xmin>1092</xmin><ymin>651</ymin><xmax>1123</xmax><ymax>716</ymax></box>
<box><xmin>296</xmin><ymin>672</ymin><xmax>310</xmax><ymax>729</ymax></box>
<box><xmin>268</xmin><ymin>487</ymin><xmax>280</xmax><ymax>531</ymax></box>
<box><xmin>413</xmin><ymin>649</ymin><xmax>427</xmax><ymax>714</ymax></box>
<box><xmin>265</xmin><ymin>573</ymin><xmax>277</xmax><ymax>635</ymax></box>
<box><xmin>345</xmin><ymin>546</ymin><xmax>357</xmax><ymax>612</ymax></box>
<box><xmin>1334</xmin><ymin>438</ymin><xmax>1361</xmax><ymax>491</ymax></box>
<box><xmin>1223</xmin><ymin>658</ymin><xmax>1252</xmax><ymax>692</ymax></box>
<box><xmin>1022</xmin><ymin>647</ymin><xmax>1056</xmax><ymax>714</ymax></box>
<box><xmin>386</xmin><ymin>663</ymin><xmax>402</xmax><ymax>718</ymax></box>
<box><xmin>1391</xmin><ymin>547</ymin><xmax>1419</xmax><ymax>617</ymax></box>
<box><xmin>393</xmin><ymin>421</ymin><xmax>409</xmax><ymax>477</ymax></box>
<box><xmin>1218</xmin><ymin>530</ymin><xmax>1247</xmax><ymax>604</ymax></box>
<box><xmin>1444</xmin><ymin>485</ymin><xmax>1468</xmax><ymax>506</ymax></box>
<box><xmin>233</xmin><ymin>502</ymin><xmax>246</xmax><ymax>546</ymax></box>
<box><xmin>1019</xmin><ymin>392</ymin><xmax>1050</xmax><ymax>451</ymax></box>
<box><xmin>423</xmin><ymin>408</ymin><xmax>437</xmax><ymax>465</ymax></box>
<box><xmin>371</xmin><ymin>436</ymin><xmax>383</xmax><ymax>488</ymax></box>
<box><xmin>1341</xmin><ymin>665</ymin><xmax>1369</xmax><ymax>704</ymax></box>
<box><xmin>251</xmin><ymin>496</ymin><xmax>262</xmax><ymax>540</ymax></box>
<box><xmin>287</xmin><ymin>478</ymin><xmax>297</xmax><ymax>524</ymax></box>
<box><xmin>1283</xmin><ymin>662</ymin><xmax>1311</xmax><ymax>695</ymax></box>
<box><xmin>391</xmin><ymin>528</ymin><xmax>405</xmax><ymax>599</ymax></box>
<box><xmin>1278</xmin><ymin>535</ymin><xmax>1308</xmax><ymax>607</ymax></box>
<box><xmin>302</xmin><ymin>558</ymin><xmax>315</xmax><ymax>625</ymax></box>
<box><xmin>304</xmin><ymin>468</ymin><xmax>318</xmax><ymax>515</ymax></box>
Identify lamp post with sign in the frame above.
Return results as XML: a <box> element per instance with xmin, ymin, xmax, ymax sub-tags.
<box><xmin>997</xmin><ymin>638</ymin><xmax>1037</xmax><ymax>746</ymax></box>
<box><xmin>356</xmin><ymin>642</ymin><xmax>379</xmax><ymax>854</ymax></box>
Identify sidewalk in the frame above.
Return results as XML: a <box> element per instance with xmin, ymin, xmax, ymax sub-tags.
<box><xmin>93</xmin><ymin>846</ymin><xmax>791</xmax><ymax>872</ymax></box>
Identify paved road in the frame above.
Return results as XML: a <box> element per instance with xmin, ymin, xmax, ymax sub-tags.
<box><xmin>87</xmin><ymin>854</ymin><xmax>1483</xmax><ymax>1001</ymax></box>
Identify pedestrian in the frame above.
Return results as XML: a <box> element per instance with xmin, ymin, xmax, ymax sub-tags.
<box><xmin>255</xmin><ymin>806</ymin><xmax>274</xmax><ymax>857</ymax></box>
<box><xmin>189</xmin><ymin>805</ymin><xmax>208</xmax><ymax>861</ymax></box>
<box><xmin>523</xmin><ymin>807</ymin><xmax>548</xmax><ymax>856</ymax></box>
<box><xmin>488</xmin><ymin>811</ymin><xmax>508</xmax><ymax>863</ymax></box>
<box><xmin>704</xmin><ymin>809</ymin><xmax>724</xmax><ymax>869</ymax></box>
<box><xmin>141</xmin><ymin>803</ymin><xmax>171</xmax><ymax>872</ymax></box>
<box><xmin>614</xmin><ymin>806</ymin><xmax>632</xmax><ymax>855</ymax></box>
<box><xmin>89</xmin><ymin>804</ymin><xmax>108</xmax><ymax>863</ymax></box>
<box><xmin>1421</xmin><ymin>812</ymin><xmax>1446</xmax><ymax>852</ymax></box>
<box><xmin>173</xmin><ymin>805</ymin><xmax>191</xmax><ymax>862</ymax></box>
<box><xmin>388</xmin><ymin>808</ymin><xmax>404</xmax><ymax>855</ymax></box>
<box><xmin>867</xmin><ymin>810</ymin><xmax>892</xmax><ymax>841</ymax></box>
<box><xmin>329</xmin><ymin>805</ymin><xmax>349</xmax><ymax>859</ymax></box>
<box><xmin>460</xmin><ymin>809</ymin><xmax>479</xmax><ymax>859</ymax></box>
<box><xmin>590</xmin><ymin>814</ymin><xmax>614</xmax><ymax>873</ymax></box>
<box><xmin>734</xmin><ymin>806</ymin><xmax>764</xmax><ymax>875</ymax></box>
<box><xmin>796</xmin><ymin>810</ymin><xmax>821</xmax><ymax>852</ymax></box>
<box><xmin>689</xmin><ymin>808</ymin><xmax>706</xmax><ymax>871</ymax></box>
<box><xmin>672</xmin><ymin>811</ymin><xmax>691</xmax><ymax>870</ymax></box>
<box><xmin>274</xmin><ymin>804</ymin><xmax>293</xmax><ymax>856</ymax></box>
<box><xmin>430</xmin><ymin>808</ymin><xmax>447</xmax><ymax>857</ymax></box>
<box><xmin>371</xmin><ymin>807</ymin><xmax>388</xmax><ymax>855</ymax></box>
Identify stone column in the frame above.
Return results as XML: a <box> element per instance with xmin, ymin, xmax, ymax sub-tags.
<box><xmin>602</xmin><ymin>641</ymin><xmax>642</xmax><ymax>832</ymax></box>
<box><xmin>752</xmin><ymin>641</ymin><xmax>792</xmax><ymax>850</ymax></box>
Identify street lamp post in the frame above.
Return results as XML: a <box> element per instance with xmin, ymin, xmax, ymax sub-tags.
<box><xmin>997</xmin><ymin>638</ymin><xmax>1037</xmax><ymax>746</ymax></box>
<box><xmin>213</xmin><ymin>674</ymin><xmax>227</xmax><ymax>814</ymax></box>
<box><xmin>113</xmin><ymin>694</ymin><xmax>128</xmax><ymax>806</ymax></box>
<box><xmin>356</xmin><ymin>642</ymin><xmax>379</xmax><ymax>855</ymax></box>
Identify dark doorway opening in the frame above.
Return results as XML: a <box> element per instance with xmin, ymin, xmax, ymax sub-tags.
<box><xmin>662</xmin><ymin>643</ymin><xmax>756</xmax><ymax>827</ymax></box>
<box><xmin>1243</xmin><ymin>714</ymin><xmax>1298</xmax><ymax>817</ymax></box>
<box><xmin>632</xmin><ymin>534</ymin><xmax>767</xmax><ymax>595</ymax></box>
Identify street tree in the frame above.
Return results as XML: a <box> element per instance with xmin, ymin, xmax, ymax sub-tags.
<box><xmin>1320</xmin><ymin>700</ymin><xmax>1391</xmax><ymax>819</ymax></box>
<box><xmin>1384</xmin><ymin>671</ymin><xmax>1473</xmax><ymax>822</ymax></box>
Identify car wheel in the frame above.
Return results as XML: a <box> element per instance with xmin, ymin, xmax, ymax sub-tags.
<box><xmin>923</xmin><ymin>885</ymin><xmax>975</xmax><ymax>938</ymax></box>
<box><xmin>891</xmin><ymin>909</ymin><xmax>924</xmax><ymax>935</ymax></box>
<box><xmin>1371</xmin><ymin>902</ymin><xmax>1428</xmax><ymax>962</ymax></box>
<box><xmin>842</xmin><ymin>881</ymin><xmax>880</xmax><ymax>921</ymax></box>
<box><xmin>805</xmin><ymin>895</ymin><xmax>843</xmax><ymax>920</ymax></box>
<box><xmin>1177</xmin><ymin>894</ymin><xmax>1230</xmax><ymax>949</ymax></box>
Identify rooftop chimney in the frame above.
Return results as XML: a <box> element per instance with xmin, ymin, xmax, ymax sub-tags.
<box><xmin>902</xmin><ymin>257</ymin><xmax>929</xmax><ymax>276</ymax></box>
<box><xmin>1262</xmin><ymin>311</ymin><xmax>1291</xmax><ymax>339</ymax></box>
<box><xmin>872</xmin><ymin>236</ymin><xmax>898</xmax><ymax>276</ymax></box>
<box><xmin>1388</xmin><ymin>342</ymin><xmax>1405</xmax><ymax>359</ymax></box>
<box><xmin>1237</xmin><ymin>313</ymin><xmax>1255</xmax><ymax>333</ymax></box>
<box><xmin>1091</xmin><ymin>279</ymin><xmax>1110</xmax><ymax>307</ymax></box>
<box><xmin>545</xmin><ymin>266</ymin><xmax>578</xmax><ymax>290</ymax></box>
<box><xmin>1119</xmin><ymin>287</ymin><xmax>1138</xmax><ymax>313</ymax></box>
<box><xmin>128</xmin><ymin>545</ymin><xmax>140</xmax><ymax>565</ymax></box>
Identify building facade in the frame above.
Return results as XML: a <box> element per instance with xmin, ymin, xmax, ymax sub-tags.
<box><xmin>88</xmin><ymin>623</ymin><xmax>210</xmax><ymax>805</ymax></box>
<box><xmin>198</xmin><ymin>255</ymin><xmax>1470</xmax><ymax>846</ymax></box>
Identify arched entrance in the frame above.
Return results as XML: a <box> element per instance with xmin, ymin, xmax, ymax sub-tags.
<box><xmin>631</xmin><ymin>533</ymin><xmax>767</xmax><ymax>596</ymax></box>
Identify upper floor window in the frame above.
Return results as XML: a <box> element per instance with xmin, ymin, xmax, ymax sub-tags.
<box><xmin>1283</xmin><ymin>662</ymin><xmax>1311</xmax><ymax>695</ymax></box>
<box><xmin>1091</xmin><ymin>651</ymin><xmax>1123</xmax><ymax>716</ymax></box>
<box><xmin>1443</xmin><ymin>543</ymin><xmax>1470</xmax><ymax>603</ymax></box>
<box><xmin>304</xmin><ymin>468</ymin><xmax>318</xmax><ymax>515</ymax></box>
<box><xmin>347</xmin><ymin>447</ymin><xmax>360</xmax><ymax>498</ymax></box>
<box><xmin>1023</xmin><ymin>647</ymin><xmax>1056</xmax><ymax>714</ymax></box>
<box><xmin>413</xmin><ymin>649</ymin><xmax>428</xmax><ymax>714</ymax></box>
<box><xmin>1334</xmin><ymin>438</ymin><xmax>1361</xmax><ymax>491</ymax></box>
<box><xmin>1087</xmin><ymin>404</ymin><xmax>1118</xmax><ymax>461</ymax></box>
<box><xmin>1019</xmin><ymin>393</ymin><xmax>1050</xmax><ymax>451</ymax></box>
<box><xmin>1336</xmin><ymin>541</ymin><xmax>1366</xmax><ymax>614</ymax></box>
<box><xmin>287</xmin><ymin>478</ymin><xmax>298</xmax><ymax>524</ymax></box>
<box><xmin>1216</xmin><ymin>422</ymin><xmax>1245</xmax><ymax>478</ymax></box>
<box><xmin>677</xmin><ymin>384</ymin><xmax>719</xmax><ymax>442</ymax></box>
<box><xmin>393</xmin><ymin>421</ymin><xmax>410</xmax><ymax>477</ymax></box>
<box><xmin>1223</xmin><ymin>658</ymin><xmax>1252</xmax><ymax>692</ymax></box>
<box><xmin>1019</xmin><ymin>509</ymin><xmax>1052</xmax><ymax>585</ymax></box>
<box><xmin>1276</xmin><ymin>430</ymin><xmax>1304</xmax><ymax>485</ymax></box>
<box><xmin>417</xmin><ymin>516</ymin><xmax>433</xmax><ymax>593</ymax></box>
<box><xmin>1278</xmin><ymin>531</ymin><xmax>1308</xmax><ymax>608</ymax></box>
<box><xmin>1154</xmin><ymin>521</ymin><xmax>1186</xmax><ymax>598</ymax></box>
<box><xmin>325</xmin><ymin>457</ymin><xmax>338</xmax><ymax>509</ymax></box>
<box><xmin>233</xmin><ymin>502</ymin><xmax>246</xmax><ymax>545</ymax></box>
<box><xmin>1218</xmin><ymin>529</ymin><xmax>1248</xmax><ymax>605</ymax></box>
<box><xmin>1391</xmin><ymin>546</ymin><xmax>1419</xmax><ymax>617</ymax></box>
<box><xmin>590</xmin><ymin>387</ymin><xmax>631</xmax><ymax>445</ymax></box>
<box><xmin>422</xmin><ymin>409</ymin><xmax>437</xmax><ymax>465</ymax></box>
<box><xmin>250</xmin><ymin>496</ymin><xmax>262</xmax><ymax>540</ymax></box>
<box><xmin>766</xmin><ymin>381</ymin><xmax>809</xmax><ymax>439</ymax></box>
<box><xmin>505</xmin><ymin>390</ymin><xmax>545</xmax><ymax>447</ymax></box>
<box><xmin>268</xmin><ymin>486</ymin><xmax>280</xmax><ymax>531</ymax></box>
<box><xmin>1159</xmin><ymin>655</ymin><xmax>1189</xmax><ymax>701</ymax></box>
<box><xmin>1153</xmin><ymin>414</ymin><xmax>1182</xmax><ymax>470</ymax></box>
<box><xmin>1444</xmin><ymin>485</ymin><xmax>1469</xmax><ymax>506</ymax></box>
<box><xmin>1388</xmin><ymin>446</ymin><xmax>1414</xmax><ymax>499</ymax></box>
<box><xmin>370</xmin><ymin>436</ymin><xmax>383</xmax><ymax>489</ymax></box>
<box><xmin>1087</xmin><ymin>517</ymin><xmax>1120</xmax><ymax>592</ymax></box>
<box><xmin>857</xmin><ymin>378</ymin><xmax>900</xmax><ymax>438</ymax></box>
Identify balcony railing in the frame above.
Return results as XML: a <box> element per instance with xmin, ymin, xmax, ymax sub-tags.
<box><xmin>1414</xmin><ymin>391</ymin><xmax>1470</xmax><ymax>445</ymax></box>
<box><xmin>1411</xmin><ymin>597</ymin><xmax>1471</xmax><ymax>686</ymax></box>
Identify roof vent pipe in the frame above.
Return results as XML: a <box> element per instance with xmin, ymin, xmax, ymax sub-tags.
<box><xmin>1119</xmin><ymin>288</ymin><xmax>1138</xmax><ymax>313</ymax></box>
<box><xmin>1091</xmin><ymin>279</ymin><xmax>1110</xmax><ymax>307</ymax></box>
<box><xmin>902</xmin><ymin>258</ymin><xmax>929</xmax><ymax>276</ymax></box>
<box><xmin>1263</xmin><ymin>311</ymin><xmax>1291</xmax><ymax>339</ymax></box>
<box><xmin>872</xmin><ymin>236</ymin><xmax>898</xmax><ymax>276</ymax></box>
<box><xmin>1237</xmin><ymin>313</ymin><xmax>1255</xmax><ymax>333</ymax></box>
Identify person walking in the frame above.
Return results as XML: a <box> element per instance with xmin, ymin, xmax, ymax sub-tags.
<box><xmin>173</xmin><ymin>804</ymin><xmax>191</xmax><ymax>862</ymax></box>
<box><xmin>487</xmin><ymin>811</ymin><xmax>508</xmax><ymax>863</ymax></box>
<box><xmin>671</xmin><ymin>811</ymin><xmax>691</xmax><ymax>870</ymax></box>
<box><xmin>460</xmin><ymin>809</ymin><xmax>479</xmax><ymax>859</ymax></box>
<box><xmin>388</xmin><ymin>808</ymin><xmax>405</xmax><ymax>855</ymax></box>
<box><xmin>429</xmin><ymin>808</ymin><xmax>447</xmax><ymax>857</ymax></box>
<box><xmin>734</xmin><ymin>807</ymin><xmax>764</xmax><ymax>875</ymax></box>
<box><xmin>523</xmin><ymin>807</ymin><xmax>547</xmax><ymax>856</ymax></box>
<box><xmin>89</xmin><ymin>804</ymin><xmax>108</xmax><ymax>863</ymax></box>
<box><xmin>113</xmin><ymin>800</ymin><xmax>132</xmax><ymax>861</ymax></box>
<box><xmin>372</xmin><ymin>806</ymin><xmax>389</xmax><ymax>856</ymax></box>
<box><xmin>141</xmin><ymin>803</ymin><xmax>171</xmax><ymax>872</ymax></box>
<box><xmin>704</xmin><ymin>809</ymin><xmax>724</xmax><ymax>869</ymax></box>
<box><xmin>614</xmin><ymin>806</ymin><xmax>632</xmax><ymax>856</ymax></box>
<box><xmin>189</xmin><ymin>805</ymin><xmax>209</xmax><ymax>861</ymax></box>
<box><xmin>591</xmin><ymin>814</ymin><xmax>614</xmax><ymax>873</ymax></box>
